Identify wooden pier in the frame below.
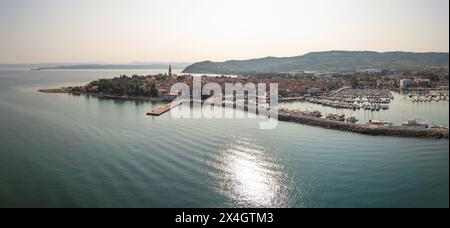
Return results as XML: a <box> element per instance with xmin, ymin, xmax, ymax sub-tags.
<box><xmin>147</xmin><ymin>99</ymin><xmax>183</xmax><ymax>116</ymax></box>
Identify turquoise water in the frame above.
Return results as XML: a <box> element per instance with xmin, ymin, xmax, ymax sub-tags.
<box><xmin>0</xmin><ymin>69</ymin><xmax>448</xmax><ymax>208</ymax></box>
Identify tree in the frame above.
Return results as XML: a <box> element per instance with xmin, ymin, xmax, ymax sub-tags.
<box><xmin>150</xmin><ymin>84</ymin><xmax>158</xmax><ymax>97</ymax></box>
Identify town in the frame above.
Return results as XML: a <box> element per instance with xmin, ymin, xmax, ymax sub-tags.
<box><xmin>41</xmin><ymin>65</ymin><xmax>446</xmax><ymax>138</ymax></box>
<box><xmin>69</xmin><ymin>66</ymin><xmax>449</xmax><ymax>103</ymax></box>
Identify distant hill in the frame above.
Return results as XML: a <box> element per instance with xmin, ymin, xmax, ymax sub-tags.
<box><xmin>183</xmin><ymin>51</ymin><xmax>449</xmax><ymax>74</ymax></box>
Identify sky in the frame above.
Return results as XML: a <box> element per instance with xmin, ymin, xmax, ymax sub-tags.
<box><xmin>0</xmin><ymin>0</ymin><xmax>448</xmax><ymax>63</ymax></box>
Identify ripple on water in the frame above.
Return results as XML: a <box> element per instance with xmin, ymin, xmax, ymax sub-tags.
<box><xmin>207</xmin><ymin>134</ymin><xmax>296</xmax><ymax>208</ymax></box>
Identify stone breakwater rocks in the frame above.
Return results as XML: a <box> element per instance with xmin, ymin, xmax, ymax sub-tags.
<box><xmin>278</xmin><ymin>114</ymin><xmax>449</xmax><ymax>139</ymax></box>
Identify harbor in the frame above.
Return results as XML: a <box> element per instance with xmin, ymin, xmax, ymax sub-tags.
<box><xmin>146</xmin><ymin>97</ymin><xmax>449</xmax><ymax>139</ymax></box>
<box><xmin>281</xmin><ymin>91</ymin><xmax>449</xmax><ymax>127</ymax></box>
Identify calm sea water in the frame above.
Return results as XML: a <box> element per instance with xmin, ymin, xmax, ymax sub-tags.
<box><xmin>0</xmin><ymin>69</ymin><xmax>448</xmax><ymax>208</ymax></box>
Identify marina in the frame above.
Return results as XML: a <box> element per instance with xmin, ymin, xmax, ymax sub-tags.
<box><xmin>407</xmin><ymin>91</ymin><xmax>449</xmax><ymax>103</ymax></box>
<box><xmin>281</xmin><ymin>92</ymin><xmax>449</xmax><ymax>127</ymax></box>
<box><xmin>306</xmin><ymin>88</ymin><xmax>393</xmax><ymax>111</ymax></box>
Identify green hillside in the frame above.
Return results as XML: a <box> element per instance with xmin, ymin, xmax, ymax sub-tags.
<box><xmin>183</xmin><ymin>51</ymin><xmax>449</xmax><ymax>75</ymax></box>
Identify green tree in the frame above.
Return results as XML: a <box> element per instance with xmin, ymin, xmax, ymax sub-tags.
<box><xmin>150</xmin><ymin>84</ymin><xmax>158</xmax><ymax>97</ymax></box>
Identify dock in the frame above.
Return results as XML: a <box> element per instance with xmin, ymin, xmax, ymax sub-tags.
<box><xmin>147</xmin><ymin>99</ymin><xmax>183</xmax><ymax>116</ymax></box>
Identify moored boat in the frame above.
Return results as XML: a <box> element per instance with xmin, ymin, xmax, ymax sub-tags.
<box><xmin>369</xmin><ymin>120</ymin><xmax>394</xmax><ymax>127</ymax></box>
<box><xmin>402</xmin><ymin>119</ymin><xmax>429</xmax><ymax>129</ymax></box>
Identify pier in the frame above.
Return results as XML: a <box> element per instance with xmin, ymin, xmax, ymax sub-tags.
<box><xmin>147</xmin><ymin>99</ymin><xmax>183</xmax><ymax>116</ymax></box>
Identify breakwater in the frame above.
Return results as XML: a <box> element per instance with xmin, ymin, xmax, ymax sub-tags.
<box><xmin>278</xmin><ymin>113</ymin><xmax>449</xmax><ymax>139</ymax></box>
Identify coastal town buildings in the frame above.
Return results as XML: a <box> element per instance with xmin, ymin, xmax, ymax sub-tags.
<box><xmin>414</xmin><ymin>79</ymin><xmax>431</xmax><ymax>88</ymax></box>
<box><xmin>400</xmin><ymin>79</ymin><xmax>415</xmax><ymax>89</ymax></box>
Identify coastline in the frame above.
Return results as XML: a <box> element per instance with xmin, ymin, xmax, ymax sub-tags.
<box><xmin>72</xmin><ymin>92</ymin><xmax>165</xmax><ymax>102</ymax></box>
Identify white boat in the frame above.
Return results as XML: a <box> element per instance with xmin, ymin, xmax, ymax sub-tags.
<box><xmin>402</xmin><ymin>119</ymin><xmax>429</xmax><ymax>129</ymax></box>
<box><xmin>369</xmin><ymin>120</ymin><xmax>394</xmax><ymax>127</ymax></box>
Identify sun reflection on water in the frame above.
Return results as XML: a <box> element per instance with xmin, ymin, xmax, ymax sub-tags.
<box><xmin>213</xmin><ymin>136</ymin><xmax>293</xmax><ymax>208</ymax></box>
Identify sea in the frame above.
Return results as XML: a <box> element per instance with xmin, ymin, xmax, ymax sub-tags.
<box><xmin>0</xmin><ymin>69</ymin><xmax>448</xmax><ymax>208</ymax></box>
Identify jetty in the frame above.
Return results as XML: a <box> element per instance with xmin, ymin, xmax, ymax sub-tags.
<box><xmin>147</xmin><ymin>99</ymin><xmax>183</xmax><ymax>116</ymax></box>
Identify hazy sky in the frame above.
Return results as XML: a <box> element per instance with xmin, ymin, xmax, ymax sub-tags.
<box><xmin>0</xmin><ymin>0</ymin><xmax>448</xmax><ymax>63</ymax></box>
